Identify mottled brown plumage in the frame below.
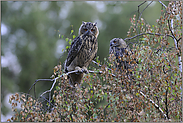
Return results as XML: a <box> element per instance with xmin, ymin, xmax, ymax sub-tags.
<box><xmin>109</xmin><ymin>38</ymin><xmax>131</xmax><ymax>71</ymax></box>
<box><xmin>64</xmin><ymin>21</ymin><xmax>99</xmax><ymax>87</ymax></box>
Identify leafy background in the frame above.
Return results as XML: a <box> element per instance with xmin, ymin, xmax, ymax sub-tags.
<box><xmin>2</xmin><ymin>1</ymin><xmax>179</xmax><ymax>122</ymax></box>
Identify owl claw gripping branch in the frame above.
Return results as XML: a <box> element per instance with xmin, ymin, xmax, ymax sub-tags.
<box><xmin>64</xmin><ymin>21</ymin><xmax>99</xmax><ymax>87</ymax></box>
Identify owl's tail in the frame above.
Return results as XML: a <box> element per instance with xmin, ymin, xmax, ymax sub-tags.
<box><xmin>68</xmin><ymin>73</ymin><xmax>84</xmax><ymax>87</ymax></box>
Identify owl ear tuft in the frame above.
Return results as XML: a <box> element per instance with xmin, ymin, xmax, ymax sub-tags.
<box><xmin>82</xmin><ymin>21</ymin><xmax>86</xmax><ymax>25</ymax></box>
<box><xmin>93</xmin><ymin>22</ymin><xmax>97</xmax><ymax>26</ymax></box>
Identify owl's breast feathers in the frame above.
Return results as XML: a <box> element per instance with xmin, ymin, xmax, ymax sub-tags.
<box><xmin>65</xmin><ymin>34</ymin><xmax>98</xmax><ymax>72</ymax></box>
<box><xmin>79</xmin><ymin>35</ymin><xmax>98</xmax><ymax>66</ymax></box>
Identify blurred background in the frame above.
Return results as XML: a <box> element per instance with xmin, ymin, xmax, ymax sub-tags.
<box><xmin>1</xmin><ymin>1</ymin><xmax>169</xmax><ymax>121</ymax></box>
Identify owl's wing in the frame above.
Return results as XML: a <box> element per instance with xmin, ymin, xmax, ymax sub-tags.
<box><xmin>65</xmin><ymin>36</ymin><xmax>83</xmax><ymax>67</ymax></box>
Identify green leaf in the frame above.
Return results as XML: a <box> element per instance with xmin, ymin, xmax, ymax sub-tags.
<box><xmin>136</xmin><ymin>93</ymin><xmax>139</xmax><ymax>96</ymax></box>
<box><xmin>73</xmin><ymin>35</ymin><xmax>76</xmax><ymax>39</ymax></box>
<box><xmin>70</xmin><ymin>29</ymin><xmax>74</xmax><ymax>34</ymax></box>
<box><xmin>56</xmin><ymin>86</ymin><xmax>60</xmax><ymax>90</ymax></box>
<box><xmin>69</xmin><ymin>40</ymin><xmax>72</xmax><ymax>45</ymax></box>
<box><xmin>66</xmin><ymin>46</ymin><xmax>69</xmax><ymax>49</ymax></box>
<box><xmin>65</xmin><ymin>38</ymin><xmax>69</xmax><ymax>42</ymax></box>
<box><xmin>168</xmin><ymin>86</ymin><xmax>171</xmax><ymax>91</ymax></box>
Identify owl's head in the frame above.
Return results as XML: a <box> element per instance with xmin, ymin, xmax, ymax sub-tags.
<box><xmin>110</xmin><ymin>38</ymin><xmax>127</xmax><ymax>48</ymax></box>
<box><xmin>109</xmin><ymin>38</ymin><xmax>128</xmax><ymax>54</ymax></box>
<box><xmin>79</xmin><ymin>21</ymin><xmax>99</xmax><ymax>38</ymax></box>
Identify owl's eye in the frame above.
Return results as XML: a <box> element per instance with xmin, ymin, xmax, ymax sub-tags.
<box><xmin>84</xmin><ymin>29</ymin><xmax>87</xmax><ymax>31</ymax></box>
<box><xmin>91</xmin><ymin>29</ymin><xmax>94</xmax><ymax>32</ymax></box>
<box><xmin>113</xmin><ymin>41</ymin><xmax>117</xmax><ymax>43</ymax></box>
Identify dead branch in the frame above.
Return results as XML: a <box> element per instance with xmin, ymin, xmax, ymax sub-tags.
<box><xmin>139</xmin><ymin>91</ymin><xmax>168</xmax><ymax>120</ymax></box>
<box><xmin>169</xmin><ymin>19</ymin><xmax>182</xmax><ymax>72</ymax></box>
<box><xmin>92</xmin><ymin>60</ymin><xmax>112</xmax><ymax>71</ymax></box>
<box><xmin>28</xmin><ymin>79</ymin><xmax>54</xmax><ymax>99</ymax></box>
<box><xmin>168</xmin><ymin>19</ymin><xmax>178</xmax><ymax>42</ymax></box>
<box><xmin>137</xmin><ymin>1</ymin><xmax>147</xmax><ymax>20</ymax></box>
<box><xmin>165</xmin><ymin>86</ymin><xmax>169</xmax><ymax>119</ymax></box>
<box><xmin>39</xmin><ymin>69</ymin><xmax>115</xmax><ymax>98</ymax></box>
<box><xmin>158</xmin><ymin>1</ymin><xmax>167</xmax><ymax>8</ymax></box>
<box><xmin>124</xmin><ymin>32</ymin><xmax>174</xmax><ymax>41</ymax></box>
<box><xmin>137</xmin><ymin>1</ymin><xmax>153</xmax><ymax>22</ymax></box>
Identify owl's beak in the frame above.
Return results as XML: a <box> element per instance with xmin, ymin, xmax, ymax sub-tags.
<box><xmin>85</xmin><ymin>30</ymin><xmax>92</xmax><ymax>36</ymax></box>
<box><xmin>110</xmin><ymin>42</ymin><xmax>116</xmax><ymax>47</ymax></box>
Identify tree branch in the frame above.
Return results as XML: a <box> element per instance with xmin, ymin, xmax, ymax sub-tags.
<box><xmin>138</xmin><ymin>1</ymin><xmax>153</xmax><ymax>22</ymax></box>
<box><xmin>92</xmin><ymin>60</ymin><xmax>112</xmax><ymax>71</ymax></box>
<box><xmin>124</xmin><ymin>32</ymin><xmax>174</xmax><ymax>41</ymax></box>
<box><xmin>28</xmin><ymin>79</ymin><xmax>54</xmax><ymax>99</ymax></box>
<box><xmin>139</xmin><ymin>91</ymin><xmax>168</xmax><ymax>120</ymax></box>
<box><xmin>165</xmin><ymin>86</ymin><xmax>169</xmax><ymax>119</ymax></box>
<box><xmin>158</xmin><ymin>1</ymin><xmax>167</xmax><ymax>8</ymax></box>
<box><xmin>169</xmin><ymin>19</ymin><xmax>182</xmax><ymax>72</ymax></box>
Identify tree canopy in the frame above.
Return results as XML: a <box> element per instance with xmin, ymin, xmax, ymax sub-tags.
<box><xmin>1</xmin><ymin>1</ymin><xmax>182</xmax><ymax>122</ymax></box>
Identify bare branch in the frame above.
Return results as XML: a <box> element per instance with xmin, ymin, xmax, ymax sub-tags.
<box><xmin>139</xmin><ymin>91</ymin><xmax>168</xmax><ymax>120</ymax></box>
<box><xmin>124</xmin><ymin>32</ymin><xmax>174</xmax><ymax>41</ymax></box>
<box><xmin>40</xmin><ymin>77</ymin><xmax>59</xmax><ymax>97</ymax></box>
<box><xmin>137</xmin><ymin>1</ymin><xmax>147</xmax><ymax>19</ymax></box>
<box><xmin>165</xmin><ymin>86</ymin><xmax>169</xmax><ymax>119</ymax></box>
<box><xmin>38</xmin><ymin>69</ymin><xmax>116</xmax><ymax>98</ymax></box>
<box><xmin>138</xmin><ymin>1</ymin><xmax>153</xmax><ymax>21</ymax></box>
<box><xmin>167</xmin><ymin>17</ymin><xmax>182</xmax><ymax>72</ymax></box>
<box><xmin>28</xmin><ymin>79</ymin><xmax>54</xmax><ymax>98</ymax></box>
<box><xmin>158</xmin><ymin>1</ymin><xmax>167</xmax><ymax>8</ymax></box>
<box><xmin>168</xmin><ymin>19</ymin><xmax>178</xmax><ymax>41</ymax></box>
<box><xmin>92</xmin><ymin>60</ymin><xmax>112</xmax><ymax>71</ymax></box>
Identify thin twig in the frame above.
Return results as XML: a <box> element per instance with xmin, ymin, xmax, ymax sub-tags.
<box><xmin>28</xmin><ymin>79</ymin><xmax>54</xmax><ymax>98</ymax></box>
<box><xmin>165</xmin><ymin>86</ymin><xmax>169</xmax><ymax>119</ymax></box>
<box><xmin>158</xmin><ymin>1</ymin><xmax>167</xmax><ymax>8</ymax></box>
<box><xmin>92</xmin><ymin>60</ymin><xmax>112</xmax><ymax>71</ymax></box>
<box><xmin>40</xmin><ymin>77</ymin><xmax>60</xmax><ymax>97</ymax></box>
<box><xmin>89</xmin><ymin>70</ymin><xmax>116</xmax><ymax>77</ymax></box>
<box><xmin>139</xmin><ymin>91</ymin><xmax>168</xmax><ymax>120</ymax></box>
<box><xmin>137</xmin><ymin>1</ymin><xmax>147</xmax><ymax>20</ymax></box>
<box><xmin>136</xmin><ymin>1</ymin><xmax>152</xmax><ymax>40</ymax></box>
<box><xmin>124</xmin><ymin>32</ymin><xmax>174</xmax><ymax>41</ymax></box>
<box><xmin>138</xmin><ymin>1</ymin><xmax>153</xmax><ymax>21</ymax></box>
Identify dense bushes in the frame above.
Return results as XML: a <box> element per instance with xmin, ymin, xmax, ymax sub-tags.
<box><xmin>7</xmin><ymin>1</ymin><xmax>182</xmax><ymax>122</ymax></box>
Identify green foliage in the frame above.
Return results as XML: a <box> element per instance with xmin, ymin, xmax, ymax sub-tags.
<box><xmin>3</xmin><ymin>1</ymin><xmax>182</xmax><ymax>122</ymax></box>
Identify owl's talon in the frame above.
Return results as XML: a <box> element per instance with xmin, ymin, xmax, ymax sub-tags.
<box><xmin>82</xmin><ymin>69</ymin><xmax>89</xmax><ymax>74</ymax></box>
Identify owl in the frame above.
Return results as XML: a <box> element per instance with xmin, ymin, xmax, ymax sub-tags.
<box><xmin>64</xmin><ymin>21</ymin><xmax>99</xmax><ymax>87</ymax></box>
<box><xmin>109</xmin><ymin>38</ymin><xmax>131</xmax><ymax>71</ymax></box>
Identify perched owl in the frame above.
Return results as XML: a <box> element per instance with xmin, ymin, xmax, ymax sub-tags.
<box><xmin>109</xmin><ymin>38</ymin><xmax>131</xmax><ymax>70</ymax></box>
<box><xmin>64</xmin><ymin>21</ymin><xmax>99</xmax><ymax>87</ymax></box>
<box><xmin>109</xmin><ymin>38</ymin><xmax>138</xmax><ymax>75</ymax></box>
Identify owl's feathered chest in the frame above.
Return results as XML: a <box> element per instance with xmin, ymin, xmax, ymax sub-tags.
<box><xmin>80</xmin><ymin>35</ymin><xmax>97</xmax><ymax>52</ymax></box>
<box><xmin>77</xmin><ymin>35</ymin><xmax>98</xmax><ymax>66</ymax></box>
